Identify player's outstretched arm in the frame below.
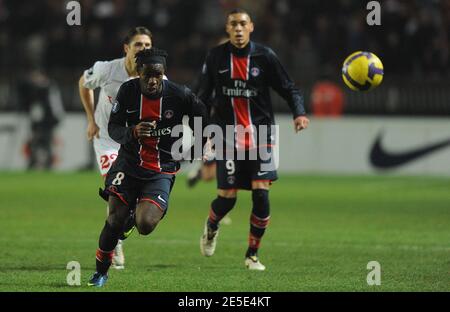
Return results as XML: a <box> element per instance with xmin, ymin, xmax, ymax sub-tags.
<box><xmin>78</xmin><ymin>75</ymin><xmax>100</xmax><ymax>140</ymax></box>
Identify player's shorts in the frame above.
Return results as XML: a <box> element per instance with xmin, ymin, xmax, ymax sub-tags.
<box><xmin>101</xmin><ymin>162</ymin><xmax>176</xmax><ymax>216</ymax></box>
<box><xmin>216</xmin><ymin>147</ymin><xmax>278</xmax><ymax>190</ymax></box>
<box><xmin>93</xmin><ymin>136</ymin><xmax>120</xmax><ymax>176</ymax></box>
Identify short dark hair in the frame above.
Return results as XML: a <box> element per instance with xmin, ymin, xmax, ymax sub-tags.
<box><xmin>227</xmin><ymin>8</ymin><xmax>251</xmax><ymax>19</ymax></box>
<box><xmin>123</xmin><ymin>26</ymin><xmax>152</xmax><ymax>45</ymax></box>
<box><xmin>135</xmin><ymin>48</ymin><xmax>168</xmax><ymax>70</ymax></box>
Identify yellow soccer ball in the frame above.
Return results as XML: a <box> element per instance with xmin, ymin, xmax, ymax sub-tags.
<box><xmin>342</xmin><ymin>51</ymin><xmax>384</xmax><ymax>91</ymax></box>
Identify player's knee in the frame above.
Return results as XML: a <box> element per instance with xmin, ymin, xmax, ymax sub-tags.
<box><xmin>136</xmin><ymin>204</ymin><xmax>163</xmax><ymax>236</ymax></box>
<box><xmin>252</xmin><ymin>180</ymin><xmax>270</xmax><ymax>190</ymax></box>
<box><xmin>218</xmin><ymin>189</ymin><xmax>237</xmax><ymax>198</ymax></box>
<box><xmin>136</xmin><ymin>221</ymin><xmax>156</xmax><ymax>235</ymax></box>
<box><xmin>252</xmin><ymin>189</ymin><xmax>270</xmax><ymax>218</ymax></box>
<box><xmin>212</xmin><ymin>196</ymin><xmax>237</xmax><ymax>212</ymax></box>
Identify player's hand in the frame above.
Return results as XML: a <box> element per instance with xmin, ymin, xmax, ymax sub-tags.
<box><xmin>294</xmin><ymin>116</ymin><xmax>310</xmax><ymax>133</ymax></box>
<box><xmin>134</xmin><ymin>121</ymin><xmax>157</xmax><ymax>138</ymax></box>
<box><xmin>87</xmin><ymin>122</ymin><xmax>100</xmax><ymax>141</ymax></box>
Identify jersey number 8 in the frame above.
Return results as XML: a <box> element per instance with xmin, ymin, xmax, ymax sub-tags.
<box><xmin>112</xmin><ymin>172</ymin><xmax>125</xmax><ymax>186</ymax></box>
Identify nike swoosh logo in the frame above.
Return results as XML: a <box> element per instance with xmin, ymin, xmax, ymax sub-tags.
<box><xmin>257</xmin><ymin>172</ymin><xmax>268</xmax><ymax>177</ymax></box>
<box><xmin>126</xmin><ymin>109</ymin><xmax>138</xmax><ymax>114</ymax></box>
<box><xmin>157</xmin><ymin>195</ymin><xmax>167</xmax><ymax>203</ymax></box>
<box><xmin>370</xmin><ymin>133</ymin><xmax>450</xmax><ymax>169</ymax></box>
<box><xmin>218</xmin><ymin>69</ymin><xmax>229</xmax><ymax>74</ymax></box>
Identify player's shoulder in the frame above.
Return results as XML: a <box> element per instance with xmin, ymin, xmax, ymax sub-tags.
<box><xmin>106</xmin><ymin>57</ymin><xmax>128</xmax><ymax>79</ymax></box>
<box><xmin>164</xmin><ymin>80</ymin><xmax>191</xmax><ymax>97</ymax></box>
<box><xmin>118</xmin><ymin>77</ymin><xmax>140</xmax><ymax>94</ymax></box>
<box><xmin>207</xmin><ymin>42</ymin><xmax>229</xmax><ymax>59</ymax></box>
<box><xmin>251</xmin><ymin>42</ymin><xmax>276</xmax><ymax>57</ymax></box>
<box><xmin>88</xmin><ymin>57</ymin><xmax>125</xmax><ymax>80</ymax></box>
<box><xmin>211</xmin><ymin>41</ymin><xmax>229</xmax><ymax>53</ymax></box>
<box><xmin>105</xmin><ymin>57</ymin><xmax>125</xmax><ymax>71</ymax></box>
<box><xmin>92</xmin><ymin>57</ymin><xmax>123</xmax><ymax>70</ymax></box>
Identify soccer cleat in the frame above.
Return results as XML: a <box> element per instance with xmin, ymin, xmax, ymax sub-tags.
<box><xmin>200</xmin><ymin>221</ymin><xmax>219</xmax><ymax>257</ymax></box>
<box><xmin>245</xmin><ymin>256</ymin><xmax>266</xmax><ymax>271</ymax></box>
<box><xmin>112</xmin><ymin>240</ymin><xmax>125</xmax><ymax>269</ymax></box>
<box><xmin>187</xmin><ymin>170</ymin><xmax>202</xmax><ymax>188</ymax></box>
<box><xmin>187</xmin><ymin>162</ymin><xmax>202</xmax><ymax>188</ymax></box>
<box><xmin>122</xmin><ymin>226</ymin><xmax>135</xmax><ymax>239</ymax></box>
<box><xmin>87</xmin><ymin>272</ymin><xmax>108</xmax><ymax>287</ymax></box>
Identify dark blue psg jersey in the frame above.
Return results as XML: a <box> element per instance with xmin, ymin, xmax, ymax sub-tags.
<box><xmin>196</xmin><ymin>41</ymin><xmax>306</xmax><ymax>150</ymax></box>
<box><xmin>108</xmin><ymin>78</ymin><xmax>207</xmax><ymax>178</ymax></box>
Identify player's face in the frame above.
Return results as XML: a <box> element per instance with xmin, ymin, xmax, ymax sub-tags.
<box><xmin>124</xmin><ymin>34</ymin><xmax>152</xmax><ymax>60</ymax></box>
<box><xmin>226</xmin><ymin>13</ymin><xmax>254</xmax><ymax>48</ymax></box>
<box><xmin>138</xmin><ymin>64</ymin><xmax>164</xmax><ymax>96</ymax></box>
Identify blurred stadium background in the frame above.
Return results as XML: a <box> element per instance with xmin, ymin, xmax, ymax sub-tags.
<box><xmin>0</xmin><ymin>0</ymin><xmax>449</xmax><ymax>172</ymax></box>
<box><xmin>0</xmin><ymin>0</ymin><xmax>449</xmax><ymax>292</ymax></box>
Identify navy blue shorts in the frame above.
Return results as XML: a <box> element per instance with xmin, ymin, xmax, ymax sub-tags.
<box><xmin>102</xmin><ymin>167</ymin><xmax>176</xmax><ymax>215</ymax></box>
<box><xmin>216</xmin><ymin>147</ymin><xmax>278</xmax><ymax>190</ymax></box>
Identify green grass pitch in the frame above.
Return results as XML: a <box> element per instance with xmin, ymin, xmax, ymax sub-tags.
<box><xmin>0</xmin><ymin>172</ymin><xmax>449</xmax><ymax>292</ymax></box>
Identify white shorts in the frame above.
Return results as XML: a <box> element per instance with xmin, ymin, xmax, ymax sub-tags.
<box><xmin>93</xmin><ymin>136</ymin><xmax>120</xmax><ymax>176</ymax></box>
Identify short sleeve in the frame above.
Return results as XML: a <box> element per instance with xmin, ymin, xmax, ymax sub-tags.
<box><xmin>82</xmin><ymin>61</ymin><xmax>111</xmax><ymax>89</ymax></box>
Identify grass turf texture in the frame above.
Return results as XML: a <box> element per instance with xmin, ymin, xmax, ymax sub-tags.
<box><xmin>0</xmin><ymin>172</ymin><xmax>448</xmax><ymax>292</ymax></box>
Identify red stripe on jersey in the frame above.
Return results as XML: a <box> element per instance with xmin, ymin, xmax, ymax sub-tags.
<box><xmin>231</xmin><ymin>55</ymin><xmax>249</xmax><ymax>80</ymax></box>
<box><xmin>231</xmin><ymin>54</ymin><xmax>255</xmax><ymax>150</ymax></box>
<box><xmin>139</xmin><ymin>95</ymin><xmax>162</xmax><ymax>172</ymax></box>
<box><xmin>232</xmin><ymin>98</ymin><xmax>254</xmax><ymax>150</ymax></box>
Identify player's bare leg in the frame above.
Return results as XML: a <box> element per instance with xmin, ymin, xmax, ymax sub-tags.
<box><xmin>88</xmin><ymin>196</ymin><xmax>129</xmax><ymax>287</ymax></box>
<box><xmin>135</xmin><ymin>201</ymin><xmax>164</xmax><ymax>236</ymax></box>
<box><xmin>201</xmin><ymin>162</ymin><xmax>216</xmax><ymax>182</ymax></box>
<box><xmin>200</xmin><ymin>189</ymin><xmax>237</xmax><ymax>257</ymax></box>
<box><xmin>245</xmin><ymin>181</ymin><xmax>271</xmax><ymax>271</ymax></box>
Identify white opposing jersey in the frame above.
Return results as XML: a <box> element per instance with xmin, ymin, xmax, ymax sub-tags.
<box><xmin>83</xmin><ymin>58</ymin><xmax>168</xmax><ymax>175</ymax></box>
<box><xmin>83</xmin><ymin>57</ymin><xmax>130</xmax><ymax>147</ymax></box>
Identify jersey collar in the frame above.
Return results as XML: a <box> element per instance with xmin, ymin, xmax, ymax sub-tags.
<box><xmin>228</xmin><ymin>41</ymin><xmax>253</xmax><ymax>57</ymax></box>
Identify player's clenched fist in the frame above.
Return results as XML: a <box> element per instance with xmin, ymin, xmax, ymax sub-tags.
<box><xmin>294</xmin><ymin>116</ymin><xmax>310</xmax><ymax>133</ymax></box>
<box><xmin>133</xmin><ymin>121</ymin><xmax>157</xmax><ymax>138</ymax></box>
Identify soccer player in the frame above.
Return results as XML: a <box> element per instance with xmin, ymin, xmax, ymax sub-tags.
<box><xmin>198</xmin><ymin>9</ymin><xmax>310</xmax><ymax>270</ymax></box>
<box><xmin>88</xmin><ymin>48</ymin><xmax>207</xmax><ymax>287</ymax></box>
<box><xmin>78</xmin><ymin>27</ymin><xmax>152</xmax><ymax>269</ymax></box>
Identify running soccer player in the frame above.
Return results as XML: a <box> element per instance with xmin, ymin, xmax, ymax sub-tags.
<box><xmin>198</xmin><ymin>9</ymin><xmax>310</xmax><ymax>270</ymax></box>
<box><xmin>78</xmin><ymin>27</ymin><xmax>152</xmax><ymax>269</ymax></box>
<box><xmin>88</xmin><ymin>48</ymin><xmax>207</xmax><ymax>287</ymax></box>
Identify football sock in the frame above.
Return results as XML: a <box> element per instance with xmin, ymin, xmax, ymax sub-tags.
<box><xmin>207</xmin><ymin>196</ymin><xmax>237</xmax><ymax>232</ymax></box>
<box><xmin>247</xmin><ymin>189</ymin><xmax>270</xmax><ymax>257</ymax></box>
<box><xmin>96</xmin><ymin>221</ymin><xmax>121</xmax><ymax>274</ymax></box>
<box><xmin>95</xmin><ymin>248</ymin><xmax>114</xmax><ymax>275</ymax></box>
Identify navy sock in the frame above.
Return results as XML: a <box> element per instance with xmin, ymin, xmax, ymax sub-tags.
<box><xmin>247</xmin><ymin>189</ymin><xmax>270</xmax><ymax>257</ymax></box>
<box><xmin>96</xmin><ymin>221</ymin><xmax>120</xmax><ymax>274</ymax></box>
<box><xmin>207</xmin><ymin>196</ymin><xmax>237</xmax><ymax>231</ymax></box>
